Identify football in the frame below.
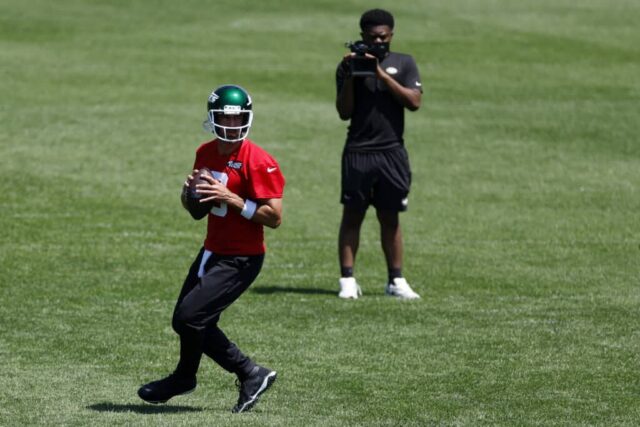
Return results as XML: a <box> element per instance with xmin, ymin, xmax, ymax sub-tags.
<box><xmin>181</xmin><ymin>167</ymin><xmax>215</xmax><ymax>220</ymax></box>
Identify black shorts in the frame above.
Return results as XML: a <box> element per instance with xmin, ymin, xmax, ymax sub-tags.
<box><xmin>340</xmin><ymin>147</ymin><xmax>411</xmax><ymax>211</ymax></box>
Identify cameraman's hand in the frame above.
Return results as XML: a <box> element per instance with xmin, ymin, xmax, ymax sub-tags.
<box><xmin>362</xmin><ymin>53</ymin><xmax>385</xmax><ymax>79</ymax></box>
<box><xmin>368</xmin><ymin>53</ymin><xmax>422</xmax><ymax>111</ymax></box>
<box><xmin>340</xmin><ymin>53</ymin><xmax>355</xmax><ymax>78</ymax></box>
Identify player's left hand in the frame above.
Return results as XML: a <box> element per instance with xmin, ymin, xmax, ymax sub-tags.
<box><xmin>195</xmin><ymin>174</ymin><xmax>231</xmax><ymax>204</ymax></box>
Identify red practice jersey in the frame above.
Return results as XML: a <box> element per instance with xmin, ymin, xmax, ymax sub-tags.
<box><xmin>193</xmin><ymin>138</ymin><xmax>285</xmax><ymax>255</ymax></box>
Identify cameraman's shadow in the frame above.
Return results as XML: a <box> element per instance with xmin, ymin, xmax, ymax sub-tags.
<box><xmin>88</xmin><ymin>402</ymin><xmax>203</xmax><ymax>414</ymax></box>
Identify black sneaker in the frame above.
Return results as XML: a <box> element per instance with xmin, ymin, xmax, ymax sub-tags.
<box><xmin>137</xmin><ymin>373</ymin><xmax>197</xmax><ymax>404</ymax></box>
<box><xmin>231</xmin><ymin>366</ymin><xmax>277</xmax><ymax>413</ymax></box>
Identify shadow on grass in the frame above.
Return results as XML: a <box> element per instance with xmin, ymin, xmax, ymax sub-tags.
<box><xmin>87</xmin><ymin>402</ymin><xmax>203</xmax><ymax>414</ymax></box>
<box><xmin>252</xmin><ymin>285</ymin><xmax>335</xmax><ymax>295</ymax></box>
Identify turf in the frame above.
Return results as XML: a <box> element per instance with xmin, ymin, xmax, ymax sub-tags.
<box><xmin>1</xmin><ymin>0</ymin><xmax>639</xmax><ymax>425</ymax></box>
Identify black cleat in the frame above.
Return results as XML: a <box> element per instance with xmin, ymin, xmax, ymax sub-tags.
<box><xmin>137</xmin><ymin>373</ymin><xmax>196</xmax><ymax>404</ymax></box>
<box><xmin>231</xmin><ymin>366</ymin><xmax>277</xmax><ymax>413</ymax></box>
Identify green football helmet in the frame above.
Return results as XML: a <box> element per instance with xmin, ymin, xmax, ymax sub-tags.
<box><xmin>203</xmin><ymin>84</ymin><xmax>253</xmax><ymax>143</ymax></box>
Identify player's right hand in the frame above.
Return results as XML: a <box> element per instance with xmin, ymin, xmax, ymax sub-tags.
<box><xmin>184</xmin><ymin>169</ymin><xmax>199</xmax><ymax>188</ymax></box>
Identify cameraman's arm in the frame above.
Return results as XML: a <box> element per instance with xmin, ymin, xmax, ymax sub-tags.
<box><xmin>372</xmin><ymin>55</ymin><xmax>421</xmax><ymax>111</ymax></box>
<box><xmin>378</xmin><ymin>68</ymin><xmax>421</xmax><ymax>111</ymax></box>
<box><xmin>336</xmin><ymin>55</ymin><xmax>355</xmax><ymax>120</ymax></box>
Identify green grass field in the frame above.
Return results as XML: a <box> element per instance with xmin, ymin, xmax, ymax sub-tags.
<box><xmin>1</xmin><ymin>0</ymin><xmax>639</xmax><ymax>425</ymax></box>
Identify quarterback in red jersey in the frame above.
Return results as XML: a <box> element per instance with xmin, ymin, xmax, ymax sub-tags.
<box><xmin>193</xmin><ymin>137</ymin><xmax>285</xmax><ymax>255</ymax></box>
<box><xmin>138</xmin><ymin>85</ymin><xmax>285</xmax><ymax>414</ymax></box>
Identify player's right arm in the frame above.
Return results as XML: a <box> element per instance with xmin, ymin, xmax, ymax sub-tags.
<box><xmin>180</xmin><ymin>169</ymin><xmax>198</xmax><ymax>207</ymax></box>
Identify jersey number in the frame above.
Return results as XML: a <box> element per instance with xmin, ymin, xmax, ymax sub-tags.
<box><xmin>209</xmin><ymin>170</ymin><xmax>228</xmax><ymax>217</ymax></box>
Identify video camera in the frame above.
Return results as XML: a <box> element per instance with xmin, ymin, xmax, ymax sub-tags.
<box><xmin>345</xmin><ymin>41</ymin><xmax>389</xmax><ymax>77</ymax></box>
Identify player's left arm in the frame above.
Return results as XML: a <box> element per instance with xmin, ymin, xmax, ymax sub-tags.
<box><xmin>252</xmin><ymin>198</ymin><xmax>282</xmax><ymax>229</ymax></box>
<box><xmin>197</xmin><ymin>175</ymin><xmax>283</xmax><ymax>229</ymax></box>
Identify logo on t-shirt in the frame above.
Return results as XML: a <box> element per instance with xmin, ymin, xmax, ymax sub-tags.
<box><xmin>227</xmin><ymin>160</ymin><xmax>243</xmax><ymax>169</ymax></box>
<box><xmin>385</xmin><ymin>66</ymin><xmax>398</xmax><ymax>75</ymax></box>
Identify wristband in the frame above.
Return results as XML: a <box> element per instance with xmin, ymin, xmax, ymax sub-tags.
<box><xmin>241</xmin><ymin>199</ymin><xmax>257</xmax><ymax>220</ymax></box>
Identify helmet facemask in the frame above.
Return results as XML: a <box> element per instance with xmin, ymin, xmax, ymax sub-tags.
<box><xmin>203</xmin><ymin>85</ymin><xmax>253</xmax><ymax>143</ymax></box>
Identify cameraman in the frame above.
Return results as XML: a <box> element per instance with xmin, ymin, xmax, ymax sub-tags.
<box><xmin>335</xmin><ymin>8</ymin><xmax>422</xmax><ymax>299</ymax></box>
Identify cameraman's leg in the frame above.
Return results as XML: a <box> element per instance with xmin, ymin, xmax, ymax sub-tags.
<box><xmin>372</xmin><ymin>147</ymin><xmax>411</xmax><ymax>276</ymax></box>
<box><xmin>376</xmin><ymin>209</ymin><xmax>403</xmax><ymax>271</ymax></box>
<box><xmin>339</xmin><ymin>151</ymin><xmax>372</xmax><ymax>275</ymax></box>
<box><xmin>339</xmin><ymin>205</ymin><xmax>367</xmax><ymax>272</ymax></box>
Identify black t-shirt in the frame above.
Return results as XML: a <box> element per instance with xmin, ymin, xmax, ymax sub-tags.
<box><xmin>336</xmin><ymin>51</ymin><xmax>422</xmax><ymax>152</ymax></box>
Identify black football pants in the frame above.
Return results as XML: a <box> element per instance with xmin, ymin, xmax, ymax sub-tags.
<box><xmin>171</xmin><ymin>247</ymin><xmax>264</xmax><ymax>379</ymax></box>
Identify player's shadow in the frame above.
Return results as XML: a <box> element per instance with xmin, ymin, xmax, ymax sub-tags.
<box><xmin>252</xmin><ymin>285</ymin><xmax>334</xmax><ymax>295</ymax></box>
<box><xmin>87</xmin><ymin>402</ymin><xmax>203</xmax><ymax>414</ymax></box>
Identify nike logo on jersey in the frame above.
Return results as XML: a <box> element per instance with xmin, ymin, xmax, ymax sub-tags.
<box><xmin>267</xmin><ymin>167</ymin><xmax>277</xmax><ymax>173</ymax></box>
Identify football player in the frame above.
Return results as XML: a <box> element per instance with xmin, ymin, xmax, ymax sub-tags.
<box><xmin>138</xmin><ymin>84</ymin><xmax>285</xmax><ymax>413</ymax></box>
